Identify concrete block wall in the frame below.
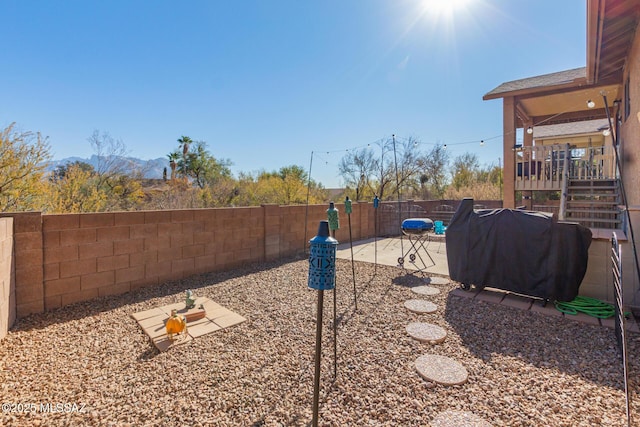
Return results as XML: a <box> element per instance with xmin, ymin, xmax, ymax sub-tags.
<box><xmin>0</xmin><ymin>213</ymin><xmax>44</xmax><ymax>319</ymax></box>
<box><xmin>42</xmin><ymin>207</ymin><xmax>268</xmax><ymax>312</ymax></box>
<box><xmin>375</xmin><ymin>199</ymin><xmax>503</xmax><ymax>236</ymax></box>
<box><xmin>2</xmin><ymin>197</ymin><xmax>638</xmax><ymax>330</ymax></box>
<box><xmin>0</xmin><ymin>202</ymin><xmax>376</xmax><ymax>317</ymax></box>
<box><xmin>0</xmin><ymin>218</ymin><xmax>15</xmax><ymax>341</ymax></box>
<box><xmin>19</xmin><ymin>200</ymin><xmax>614</xmax><ymax>326</ymax></box>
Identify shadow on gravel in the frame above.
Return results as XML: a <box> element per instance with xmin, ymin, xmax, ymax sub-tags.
<box><xmin>11</xmin><ymin>256</ymin><xmax>304</xmax><ymax>332</ymax></box>
<box><xmin>391</xmin><ymin>272</ymin><xmax>428</xmax><ymax>288</ymax></box>
<box><xmin>443</xmin><ymin>291</ymin><xmax>638</xmax><ymax>391</ymax></box>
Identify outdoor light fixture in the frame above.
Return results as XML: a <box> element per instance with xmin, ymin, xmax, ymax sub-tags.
<box><xmin>603</xmin><ymin>128</ymin><xmax>611</xmax><ymax>137</ymax></box>
<box><xmin>480</xmin><ymin>140</ymin><xmax>484</xmax><ymax>146</ymax></box>
<box><xmin>587</xmin><ymin>99</ymin><xmax>595</xmax><ymax>109</ymax></box>
<box><xmin>526</xmin><ymin>126</ymin><xmax>533</xmax><ymax>134</ymax></box>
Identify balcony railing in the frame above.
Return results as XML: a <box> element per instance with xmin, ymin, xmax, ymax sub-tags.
<box><xmin>515</xmin><ymin>144</ymin><xmax>617</xmax><ymax>191</ymax></box>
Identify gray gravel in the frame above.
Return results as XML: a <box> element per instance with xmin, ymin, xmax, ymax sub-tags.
<box><xmin>0</xmin><ymin>257</ymin><xmax>638</xmax><ymax>426</ymax></box>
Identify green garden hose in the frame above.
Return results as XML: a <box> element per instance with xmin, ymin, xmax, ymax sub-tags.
<box><xmin>554</xmin><ymin>296</ymin><xmax>616</xmax><ymax>318</ymax></box>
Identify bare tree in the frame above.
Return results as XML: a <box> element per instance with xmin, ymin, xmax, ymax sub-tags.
<box><xmin>419</xmin><ymin>144</ymin><xmax>450</xmax><ymax>199</ymax></box>
<box><xmin>87</xmin><ymin>130</ymin><xmax>134</xmax><ymax>189</ymax></box>
<box><xmin>339</xmin><ymin>136</ymin><xmax>428</xmax><ymax>201</ymax></box>
<box><xmin>338</xmin><ymin>147</ymin><xmax>376</xmax><ymax>201</ymax></box>
<box><xmin>389</xmin><ymin>136</ymin><xmax>427</xmax><ymax>199</ymax></box>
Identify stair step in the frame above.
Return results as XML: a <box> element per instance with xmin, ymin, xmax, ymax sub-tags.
<box><xmin>570</xmin><ymin>179</ymin><xmax>617</xmax><ymax>184</ymax></box>
<box><xmin>565</xmin><ymin>208</ymin><xmax>620</xmax><ymax>214</ymax></box>
<box><xmin>566</xmin><ymin>217</ymin><xmax>622</xmax><ymax>224</ymax></box>
<box><xmin>567</xmin><ymin>199</ymin><xmax>619</xmax><ymax>205</ymax></box>
<box><xmin>569</xmin><ymin>185</ymin><xmax>617</xmax><ymax>191</ymax></box>
<box><xmin>568</xmin><ymin>194</ymin><xmax>619</xmax><ymax>200</ymax></box>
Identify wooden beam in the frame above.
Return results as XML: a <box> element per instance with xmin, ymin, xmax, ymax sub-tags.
<box><xmin>586</xmin><ymin>0</ymin><xmax>604</xmax><ymax>84</ymax></box>
<box><xmin>503</xmin><ymin>97</ymin><xmax>516</xmax><ymax>209</ymax></box>
<box><xmin>531</xmin><ymin>108</ymin><xmax>611</xmax><ymax>126</ymax></box>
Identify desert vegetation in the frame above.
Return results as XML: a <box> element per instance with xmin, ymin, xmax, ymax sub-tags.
<box><xmin>1</xmin><ymin>123</ymin><xmax>502</xmax><ymax>213</ymax></box>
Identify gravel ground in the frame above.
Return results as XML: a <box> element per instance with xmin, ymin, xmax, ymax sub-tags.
<box><xmin>0</xmin><ymin>257</ymin><xmax>638</xmax><ymax>426</ymax></box>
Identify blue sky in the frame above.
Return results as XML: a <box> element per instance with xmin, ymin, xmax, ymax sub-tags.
<box><xmin>1</xmin><ymin>0</ymin><xmax>586</xmax><ymax>188</ymax></box>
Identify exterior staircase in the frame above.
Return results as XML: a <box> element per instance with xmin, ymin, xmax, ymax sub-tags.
<box><xmin>563</xmin><ymin>179</ymin><xmax>622</xmax><ymax>229</ymax></box>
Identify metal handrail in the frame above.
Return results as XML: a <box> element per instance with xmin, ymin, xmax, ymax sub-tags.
<box><xmin>514</xmin><ymin>144</ymin><xmax>617</xmax><ymax>192</ymax></box>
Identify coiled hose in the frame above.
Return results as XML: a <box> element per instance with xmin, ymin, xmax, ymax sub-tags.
<box><xmin>554</xmin><ymin>296</ymin><xmax>616</xmax><ymax>318</ymax></box>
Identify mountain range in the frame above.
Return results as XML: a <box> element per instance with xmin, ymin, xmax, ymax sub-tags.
<box><xmin>46</xmin><ymin>155</ymin><xmax>169</xmax><ymax>179</ymax></box>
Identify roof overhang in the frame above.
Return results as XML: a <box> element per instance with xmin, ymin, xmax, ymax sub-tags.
<box><xmin>484</xmin><ymin>0</ymin><xmax>639</xmax><ymax>129</ymax></box>
<box><xmin>483</xmin><ymin>68</ymin><xmax>620</xmax><ymax>127</ymax></box>
<box><xmin>515</xmin><ymin>81</ymin><xmax>620</xmax><ymax>127</ymax></box>
<box><xmin>587</xmin><ymin>0</ymin><xmax>640</xmax><ymax>84</ymax></box>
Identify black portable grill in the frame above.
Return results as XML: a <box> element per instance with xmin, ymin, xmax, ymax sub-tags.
<box><xmin>398</xmin><ymin>218</ymin><xmax>435</xmax><ymax>272</ymax></box>
<box><xmin>446</xmin><ymin>198</ymin><xmax>592</xmax><ymax>301</ymax></box>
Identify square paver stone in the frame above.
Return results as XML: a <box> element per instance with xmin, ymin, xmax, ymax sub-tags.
<box><xmin>501</xmin><ymin>294</ymin><xmax>534</xmax><ymax>310</ymax></box>
<box><xmin>159</xmin><ymin>301</ymin><xmax>188</xmax><ymax>316</ymax></box>
<box><xmin>475</xmin><ymin>289</ymin><xmax>506</xmax><ymax>304</ymax></box>
<box><xmin>131</xmin><ymin>307</ymin><xmax>165</xmax><ymax>322</ymax></box>
<box><xmin>205</xmin><ymin>306</ymin><xmax>233</xmax><ymax>321</ymax></box>
<box><xmin>212</xmin><ymin>312</ymin><xmax>247</xmax><ymax>329</ymax></box>
<box><xmin>449</xmin><ymin>288</ymin><xmax>478</xmax><ymax>299</ymax></box>
<box><xmin>138</xmin><ymin>313</ymin><xmax>168</xmax><ymax>330</ymax></box>
<box><xmin>144</xmin><ymin>322</ymin><xmax>169</xmax><ymax>340</ymax></box>
<box><xmin>529</xmin><ymin>302</ymin><xmax>564</xmax><ymax>317</ymax></box>
<box><xmin>188</xmin><ymin>321</ymin><xmax>222</xmax><ymax>338</ymax></box>
<box><xmin>132</xmin><ymin>297</ymin><xmax>246</xmax><ymax>352</ymax></box>
<box><xmin>153</xmin><ymin>334</ymin><xmax>193</xmax><ymax>352</ymax></box>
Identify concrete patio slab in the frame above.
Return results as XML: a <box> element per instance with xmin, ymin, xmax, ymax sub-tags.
<box><xmin>336</xmin><ymin>237</ymin><xmax>449</xmax><ymax>277</ymax></box>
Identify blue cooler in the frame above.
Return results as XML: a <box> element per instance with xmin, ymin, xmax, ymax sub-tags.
<box><xmin>401</xmin><ymin>218</ymin><xmax>434</xmax><ymax>236</ymax></box>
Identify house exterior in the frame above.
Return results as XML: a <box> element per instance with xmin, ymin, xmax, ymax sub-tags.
<box><xmin>483</xmin><ymin>0</ymin><xmax>640</xmax><ymax>306</ymax></box>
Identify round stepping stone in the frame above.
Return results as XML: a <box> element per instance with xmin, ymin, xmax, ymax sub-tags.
<box><xmin>411</xmin><ymin>285</ymin><xmax>440</xmax><ymax>296</ymax></box>
<box><xmin>406</xmin><ymin>322</ymin><xmax>447</xmax><ymax>344</ymax></box>
<box><xmin>424</xmin><ymin>276</ymin><xmax>450</xmax><ymax>285</ymax></box>
<box><xmin>404</xmin><ymin>299</ymin><xmax>437</xmax><ymax>314</ymax></box>
<box><xmin>431</xmin><ymin>410</ymin><xmax>492</xmax><ymax>427</ymax></box>
<box><xmin>415</xmin><ymin>354</ymin><xmax>468</xmax><ymax>386</ymax></box>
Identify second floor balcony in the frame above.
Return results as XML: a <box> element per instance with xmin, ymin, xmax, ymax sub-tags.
<box><xmin>515</xmin><ymin>143</ymin><xmax>617</xmax><ymax>192</ymax></box>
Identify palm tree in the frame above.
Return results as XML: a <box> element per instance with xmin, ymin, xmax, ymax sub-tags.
<box><xmin>167</xmin><ymin>153</ymin><xmax>179</xmax><ymax>180</ymax></box>
<box><xmin>178</xmin><ymin>135</ymin><xmax>192</xmax><ymax>154</ymax></box>
<box><xmin>177</xmin><ymin>136</ymin><xmax>193</xmax><ymax>178</ymax></box>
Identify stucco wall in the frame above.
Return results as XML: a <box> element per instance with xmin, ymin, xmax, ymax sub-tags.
<box><xmin>621</xmin><ymin>21</ymin><xmax>640</xmax><ymax>206</ymax></box>
<box><xmin>580</xmin><ymin>232</ymin><xmax>638</xmax><ymax>306</ymax></box>
<box><xmin>0</xmin><ymin>218</ymin><xmax>15</xmax><ymax>341</ymax></box>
